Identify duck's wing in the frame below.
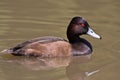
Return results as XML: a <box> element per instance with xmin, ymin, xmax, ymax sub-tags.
<box><xmin>29</xmin><ymin>36</ymin><xmax>66</xmax><ymax>43</ymax></box>
<box><xmin>2</xmin><ymin>36</ymin><xmax>67</xmax><ymax>54</ymax></box>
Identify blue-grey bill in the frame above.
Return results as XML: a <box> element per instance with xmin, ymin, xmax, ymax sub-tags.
<box><xmin>87</xmin><ymin>28</ymin><xmax>101</xmax><ymax>39</ymax></box>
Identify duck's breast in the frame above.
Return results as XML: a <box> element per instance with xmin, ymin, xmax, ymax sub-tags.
<box><xmin>71</xmin><ymin>42</ymin><xmax>92</xmax><ymax>56</ymax></box>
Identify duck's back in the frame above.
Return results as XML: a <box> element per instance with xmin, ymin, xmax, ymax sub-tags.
<box><xmin>5</xmin><ymin>36</ymin><xmax>72</xmax><ymax>57</ymax></box>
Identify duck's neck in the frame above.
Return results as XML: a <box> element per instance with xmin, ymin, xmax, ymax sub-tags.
<box><xmin>67</xmin><ymin>34</ymin><xmax>81</xmax><ymax>43</ymax></box>
<box><xmin>67</xmin><ymin>25</ymin><xmax>82</xmax><ymax>43</ymax></box>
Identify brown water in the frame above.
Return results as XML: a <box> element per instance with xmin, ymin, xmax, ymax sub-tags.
<box><xmin>0</xmin><ymin>0</ymin><xmax>120</xmax><ymax>80</ymax></box>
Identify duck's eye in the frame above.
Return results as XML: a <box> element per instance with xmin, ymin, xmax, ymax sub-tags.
<box><xmin>80</xmin><ymin>23</ymin><xmax>85</xmax><ymax>27</ymax></box>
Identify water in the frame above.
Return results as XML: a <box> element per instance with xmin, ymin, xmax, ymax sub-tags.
<box><xmin>0</xmin><ymin>0</ymin><xmax>120</xmax><ymax>80</ymax></box>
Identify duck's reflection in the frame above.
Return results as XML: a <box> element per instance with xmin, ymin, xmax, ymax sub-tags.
<box><xmin>66</xmin><ymin>55</ymin><xmax>91</xmax><ymax>80</ymax></box>
<box><xmin>19</xmin><ymin>57</ymin><xmax>71</xmax><ymax>70</ymax></box>
<box><xmin>66</xmin><ymin>55</ymin><xmax>100</xmax><ymax>80</ymax></box>
<box><xmin>2</xmin><ymin>56</ymin><xmax>70</xmax><ymax>70</ymax></box>
<box><xmin>3</xmin><ymin>54</ymin><xmax>100</xmax><ymax>80</ymax></box>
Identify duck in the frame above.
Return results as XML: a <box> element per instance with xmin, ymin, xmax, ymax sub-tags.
<box><xmin>2</xmin><ymin>17</ymin><xmax>101</xmax><ymax>57</ymax></box>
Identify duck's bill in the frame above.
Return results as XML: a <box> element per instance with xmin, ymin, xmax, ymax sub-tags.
<box><xmin>87</xmin><ymin>28</ymin><xmax>102</xmax><ymax>39</ymax></box>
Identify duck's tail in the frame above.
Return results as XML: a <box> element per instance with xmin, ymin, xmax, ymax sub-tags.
<box><xmin>1</xmin><ymin>48</ymin><xmax>26</xmax><ymax>56</ymax></box>
<box><xmin>1</xmin><ymin>49</ymin><xmax>13</xmax><ymax>54</ymax></box>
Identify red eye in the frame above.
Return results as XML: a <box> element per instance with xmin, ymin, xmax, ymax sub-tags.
<box><xmin>80</xmin><ymin>23</ymin><xmax>85</xmax><ymax>27</ymax></box>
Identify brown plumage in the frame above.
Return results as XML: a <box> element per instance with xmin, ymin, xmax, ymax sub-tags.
<box><xmin>2</xmin><ymin>17</ymin><xmax>101</xmax><ymax>57</ymax></box>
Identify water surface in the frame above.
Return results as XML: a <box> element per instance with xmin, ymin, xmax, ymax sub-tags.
<box><xmin>0</xmin><ymin>0</ymin><xmax>120</xmax><ymax>80</ymax></box>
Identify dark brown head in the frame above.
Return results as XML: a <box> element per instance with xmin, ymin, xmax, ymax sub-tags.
<box><xmin>67</xmin><ymin>17</ymin><xmax>101</xmax><ymax>43</ymax></box>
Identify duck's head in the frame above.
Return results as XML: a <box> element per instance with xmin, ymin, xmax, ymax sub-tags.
<box><xmin>67</xmin><ymin>17</ymin><xmax>101</xmax><ymax>42</ymax></box>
